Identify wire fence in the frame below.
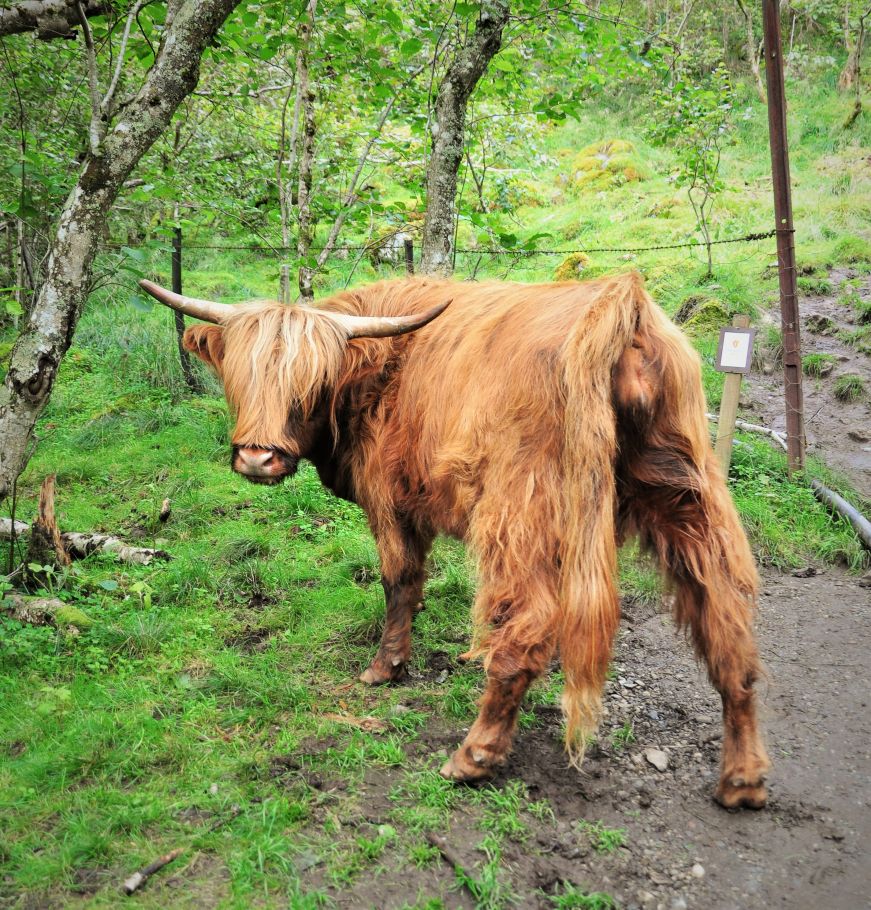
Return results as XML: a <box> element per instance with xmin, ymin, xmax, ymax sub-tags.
<box><xmin>102</xmin><ymin>229</ymin><xmax>780</xmax><ymax>258</ymax></box>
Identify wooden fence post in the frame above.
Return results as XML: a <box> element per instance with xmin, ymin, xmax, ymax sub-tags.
<box><xmin>404</xmin><ymin>238</ymin><xmax>414</xmax><ymax>275</ymax></box>
<box><xmin>714</xmin><ymin>314</ymin><xmax>753</xmax><ymax>476</ymax></box>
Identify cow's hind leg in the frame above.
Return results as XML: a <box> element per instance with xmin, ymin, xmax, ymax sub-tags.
<box><xmin>440</xmin><ymin>575</ymin><xmax>557</xmax><ymax>781</ymax></box>
<box><xmin>360</xmin><ymin>520</ymin><xmax>432</xmax><ymax>685</ymax></box>
<box><xmin>626</xmin><ymin>461</ymin><xmax>769</xmax><ymax>809</ymax></box>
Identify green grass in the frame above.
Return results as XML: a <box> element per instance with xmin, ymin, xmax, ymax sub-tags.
<box><xmin>802</xmin><ymin>353</ymin><xmax>837</xmax><ymax>377</ymax></box>
<box><xmin>610</xmin><ymin>721</ymin><xmax>636</xmax><ymax>751</ymax></box>
<box><xmin>546</xmin><ymin>884</ymin><xmax>617</xmax><ymax>910</ymax></box>
<box><xmin>578</xmin><ymin>820</ymin><xmax>627</xmax><ymax>854</ymax></box>
<box><xmin>833</xmin><ymin>373</ymin><xmax>866</xmax><ymax>401</ymax></box>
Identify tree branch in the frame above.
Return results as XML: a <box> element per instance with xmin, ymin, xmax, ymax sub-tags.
<box><xmin>315</xmin><ymin>65</ymin><xmax>424</xmax><ymax>270</ymax></box>
<box><xmin>0</xmin><ymin>0</ymin><xmax>106</xmax><ymax>40</ymax></box>
<box><xmin>101</xmin><ymin>0</ymin><xmax>150</xmax><ymax>117</ymax></box>
<box><xmin>75</xmin><ymin>0</ymin><xmax>102</xmax><ymax>155</ymax></box>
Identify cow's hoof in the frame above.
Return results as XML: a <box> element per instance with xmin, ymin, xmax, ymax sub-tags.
<box><xmin>359</xmin><ymin>659</ymin><xmax>406</xmax><ymax>686</ymax></box>
<box><xmin>439</xmin><ymin>746</ymin><xmax>498</xmax><ymax>783</ymax></box>
<box><xmin>715</xmin><ymin>777</ymin><xmax>768</xmax><ymax>810</ymax></box>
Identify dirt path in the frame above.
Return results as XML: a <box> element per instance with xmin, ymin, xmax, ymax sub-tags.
<box><xmin>297</xmin><ymin>567</ymin><xmax>870</xmax><ymax>909</ymax></box>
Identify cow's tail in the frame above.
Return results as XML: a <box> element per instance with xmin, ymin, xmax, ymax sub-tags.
<box><xmin>558</xmin><ymin>271</ymin><xmax>700</xmax><ymax>766</ymax></box>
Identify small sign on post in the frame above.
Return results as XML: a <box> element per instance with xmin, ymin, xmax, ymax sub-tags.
<box><xmin>714</xmin><ymin>315</ymin><xmax>755</xmax><ymax>476</ymax></box>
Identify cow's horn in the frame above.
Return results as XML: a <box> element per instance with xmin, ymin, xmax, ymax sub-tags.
<box><xmin>326</xmin><ymin>299</ymin><xmax>451</xmax><ymax>339</ymax></box>
<box><xmin>138</xmin><ymin>279</ymin><xmax>234</xmax><ymax>325</ymax></box>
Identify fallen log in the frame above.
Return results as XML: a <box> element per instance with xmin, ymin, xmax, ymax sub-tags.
<box><xmin>0</xmin><ymin>518</ymin><xmax>171</xmax><ymax>566</ymax></box>
<box><xmin>706</xmin><ymin>413</ymin><xmax>871</xmax><ymax>552</ymax></box>
<box><xmin>4</xmin><ymin>594</ymin><xmax>94</xmax><ymax>629</ymax></box>
<box><xmin>811</xmin><ymin>481</ymin><xmax>871</xmax><ymax>551</ymax></box>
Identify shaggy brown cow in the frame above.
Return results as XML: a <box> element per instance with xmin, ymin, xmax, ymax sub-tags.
<box><xmin>139</xmin><ymin>272</ymin><xmax>770</xmax><ymax>809</ymax></box>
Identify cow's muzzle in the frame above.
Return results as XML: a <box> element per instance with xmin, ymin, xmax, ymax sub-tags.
<box><xmin>232</xmin><ymin>446</ymin><xmax>298</xmax><ymax>484</ymax></box>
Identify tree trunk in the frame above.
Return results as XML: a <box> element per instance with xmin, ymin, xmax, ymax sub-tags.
<box><xmin>296</xmin><ymin>0</ymin><xmax>317</xmax><ymax>300</ymax></box>
<box><xmin>838</xmin><ymin>2</ymin><xmax>868</xmax><ymax>92</ymax></box>
<box><xmin>0</xmin><ymin>0</ymin><xmax>106</xmax><ymax>40</ymax></box>
<box><xmin>736</xmin><ymin>0</ymin><xmax>766</xmax><ymax>103</ymax></box>
<box><xmin>0</xmin><ymin>0</ymin><xmax>240</xmax><ymax>501</ymax></box>
<box><xmin>420</xmin><ymin>0</ymin><xmax>509</xmax><ymax>276</ymax></box>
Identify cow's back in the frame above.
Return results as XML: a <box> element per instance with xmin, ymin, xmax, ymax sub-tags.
<box><xmin>331</xmin><ymin>277</ymin><xmax>606</xmax><ymax>537</ymax></box>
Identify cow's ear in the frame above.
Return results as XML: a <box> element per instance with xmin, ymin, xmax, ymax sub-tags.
<box><xmin>183</xmin><ymin>324</ymin><xmax>225</xmax><ymax>370</ymax></box>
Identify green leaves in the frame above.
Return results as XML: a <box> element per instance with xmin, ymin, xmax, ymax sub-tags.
<box><xmin>127</xmin><ymin>293</ymin><xmax>153</xmax><ymax>313</ymax></box>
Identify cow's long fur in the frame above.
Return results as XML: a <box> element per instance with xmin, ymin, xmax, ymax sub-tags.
<box><xmin>184</xmin><ymin>273</ymin><xmax>767</xmax><ymax>797</ymax></box>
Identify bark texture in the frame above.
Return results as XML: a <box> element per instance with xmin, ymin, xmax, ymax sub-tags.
<box><xmin>0</xmin><ymin>0</ymin><xmax>106</xmax><ymax>39</ymax></box>
<box><xmin>838</xmin><ymin>2</ymin><xmax>869</xmax><ymax>92</ymax></box>
<box><xmin>0</xmin><ymin>0</ymin><xmax>240</xmax><ymax>500</ymax></box>
<box><xmin>420</xmin><ymin>0</ymin><xmax>509</xmax><ymax>276</ymax></box>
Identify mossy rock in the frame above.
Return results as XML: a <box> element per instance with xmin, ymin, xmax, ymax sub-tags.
<box><xmin>641</xmin><ymin>264</ymin><xmax>679</xmax><ymax>296</ymax></box>
<box><xmin>554</xmin><ymin>252</ymin><xmax>591</xmax><ymax>281</ymax></box>
<box><xmin>368</xmin><ymin>227</ymin><xmax>418</xmax><ymax>267</ymax></box>
<box><xmin>674</xmin><ymin>295</ymin><xmax>730</xmax><ymax>336</ymax></box>
<box><xmin>832</xmin><ymin>235</ymin><xmax>871</xmax><ymax>265</ymax></box>
<box><xmin>569</xmin><ymin>140</ymin><xmax>651</xmax><ymax>191</ymax></box>
<box><xmin>54</xmin><ymin>604</ymin><xmax>95</xmax><ymax>629</ymax></box>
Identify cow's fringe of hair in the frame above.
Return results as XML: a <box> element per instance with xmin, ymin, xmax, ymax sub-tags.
<box><xmin>221</xmin><ymin>302</ymin><xmax>348</xmax><ymax>452</ymax></box>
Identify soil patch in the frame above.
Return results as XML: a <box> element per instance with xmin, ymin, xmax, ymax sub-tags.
<box><xmin>295</xmin><ymin>567</ymin><xmax>870</xmax><ymax>909</ymax></box>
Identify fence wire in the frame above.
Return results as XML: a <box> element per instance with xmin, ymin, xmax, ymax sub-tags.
<box><xmin>102</xmin><ymin>229</ymin><xmax>782</xmax><ymax>258</ymax></box>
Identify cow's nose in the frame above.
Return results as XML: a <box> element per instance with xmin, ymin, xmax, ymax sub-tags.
<box><xmin>236</xmin><ymin>447</ymin><xmax>275</xmax><ymax>470</ymax></box>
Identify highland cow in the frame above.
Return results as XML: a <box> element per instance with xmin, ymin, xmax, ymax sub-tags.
<box><xmin>139</xmin><ymin>272</ymin><xmax>770</xmax><ymax>809</ymax></box>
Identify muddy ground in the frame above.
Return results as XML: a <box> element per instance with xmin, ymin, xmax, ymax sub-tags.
<box><xmin>743</xmin><ymin>266</ymin><xmax>871</xmax><ymax>498</ymax></box>
<box><xmin>288</xmin><ymin>566</ymin><xmax>870</xmax><ymax>910</ymax></box>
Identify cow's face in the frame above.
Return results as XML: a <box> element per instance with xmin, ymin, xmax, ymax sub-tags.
<box><xmin>182</xmin><ymin>310</ymin><xmax>346</xmax><ymax>485</ymax></box>
<box><xmin>136</xmin><ymin>280</ymin><xmax>448</xmax><ymax>486</ymax></box>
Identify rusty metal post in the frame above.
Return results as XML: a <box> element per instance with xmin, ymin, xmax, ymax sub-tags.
<box><xmin>762</xmin><ymin>0</ymin><xmax>805</xmax><ymax>472</ymax></box>
<box><xmin>404</xmin><ymin>237</ymin><xmax>414</xmax><ymax>275</ymax></box>
<box><xmin>172</xmin><ymin>226</ymin><xmax>201</xmax><ymax>393</ymax></box>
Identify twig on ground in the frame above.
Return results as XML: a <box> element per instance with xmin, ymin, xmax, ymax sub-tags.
<box><xmin>121</xmin><ymin>847</ymin><xmax>184</xmax><ymax>896</ymax></box>
<box><xmin>425</xmin><ymin>831</ymin><xmax>475</xmax><ymax>895</ymax></box>
<box><xmin>706</xmin><ymin>412</ymin><xmax>788</xmax><ymax>450</ymax></box>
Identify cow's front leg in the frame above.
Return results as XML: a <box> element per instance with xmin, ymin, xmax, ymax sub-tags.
<box><xmin>441</xmin><ymin>638</ymin><xmax>554</xmax><ymax>781</ymax></box>
<box><xmin>360</xmin><ymin>523</ymin><xmax>431</xmax><ymax>686</ymax></box>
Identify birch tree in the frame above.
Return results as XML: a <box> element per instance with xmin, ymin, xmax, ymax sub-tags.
<box><xmin>420</xmin><ymin>0</ymin><xmax>510</xmax><ymax>276</ymax></box>
<box><xmin>0</xmin><ymin>0</ymin><xmax>240</xmax><ymax>500</ymax></box>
